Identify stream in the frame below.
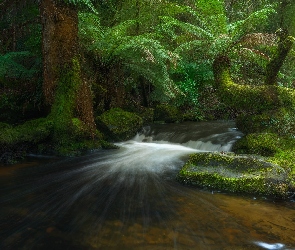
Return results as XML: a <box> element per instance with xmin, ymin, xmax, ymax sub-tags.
<box><xmin>0</xmin><ymin>121</ymin><xmax>294</xmax><ymax>249</ymax></box>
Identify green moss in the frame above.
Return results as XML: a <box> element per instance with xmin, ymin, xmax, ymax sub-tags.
<box><xmin>177</xmin><ymin>152</ymin><xmax>290</xmax><ymax>198</ymax></box>
<box><xmin>154</xmin><ymin>104</ymin><xmax>182</xmax><ymax>123</ymax></box>
<box><xmin>233</xmin><ymin>132</ymin><xmax>295</xmax><ymax>155</ymax></box>
<box><xmin>232</xmin><ymin>133</ymin><xmax>281</xmax><ymax>156</ymax></box>
<box><xmin>236</xmin><ymin>108</ymin><xmax>295</xmax><ymax>137</ymax></box>
<box><xmin>97</xmin><ymin>108</ymin><xmax>143</xmax><ymax>141</ymax></box>
<box><xmin>213</xmin><ymin>55</ymin><xmax>295</xmax><ymax>114</ymax></box>
<box><xmin>49</xmin><ymin>58</ymin><xmax>82</xmax><ymax>142</ymax></box>
<box><xmin>52</xmin><ymin>117</ymin><xmax>105</xmax><ymax>156</ymax></box>
<box><xmin>0</xmin><ymin>122</ymin><xmax>12</xmax><ymax>130</ymax></box>
<box><xmin>0</xmin><ymin>118</ymin><xmax>53</xmax><ymax>145</ymax></box>
<box><xmin>0</xmin><ymin>118</ymin><xmax>53</xmax><ymax>163</ymax></box>
<box><xmin>54</xmin><ymin>139</ymin><xmax>106</xmax><ymax>157</ymax></box>
<box><xmin>218</xmin><ymin>83</ymin><xmax>282</xmax><ymax>113</ymax></box>
<box><xmin>233</xmin><ymin>133</ymin><xmax>295</xmax><ymax>186</ymax></box>
<box><xmin>137</xmin><ymin>108</ymin><xmax>154</xmax><ymax>124</ymax></box>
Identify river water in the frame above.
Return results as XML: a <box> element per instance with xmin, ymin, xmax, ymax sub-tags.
<box><xmin>0</xmin><ymin>121</ymin><xmax>294</xmax><ymax>250</ymax></box>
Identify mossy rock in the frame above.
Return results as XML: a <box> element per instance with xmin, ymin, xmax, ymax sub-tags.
<box><xmin>236</xmin><ymin>108</ymin><xmax>295</xmax><ymax>137</ymax></box>
<box><xmin>54</xmin><ymin>139</ymin><xmax>115</xmax><ymax>157</ymax></box>
<box><xmin>52</xmin><ymin>118</ymin><xmax>109</xmax><ymax>156</ymax></box>
<box><xmin>232</xmin><ymin>132</ymin><xmax>295</xmax><ymax>155</ymax></box>
<box><xmin>154</xmin><ymin>104</ymin><xmax>182</xmax><ymax>123</ymax></box>
<box><xmin>177</xmin><ymin>152</ymin><xmax>291</xmax><ymax>199</ymax></box>
<box><xmin>0</xmin><ymin>118</ymin><xmax>53</xmax><ymax>145</ymax></box>
<box><xmin>232</xmin><ymin>133</ymin><xmax>295</xmax><ymax>184</ymax></box>
<box><xmin>0</xmin><ymin>122</ymin><xmax>12</xmax><ymax>130</ymax></box>
<box><xmin>137</xmin><ymin>108</ymin><xmax>154</xmax><ymax>124</ymax></box>
<box><xmin>96</xmin><ymin>108</ymin><xmax>143</xmax><ymax>141</ymax></box>
<box><xmin>0</xmin><ymin>118</ymin><xmax>54</xmax><ymax>163</ymax></box>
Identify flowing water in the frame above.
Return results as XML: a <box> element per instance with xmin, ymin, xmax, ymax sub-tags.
<box><xmin>0</xmin><ymin>121</ymin><xmax>294</xmax><ymax>250</ymax></box>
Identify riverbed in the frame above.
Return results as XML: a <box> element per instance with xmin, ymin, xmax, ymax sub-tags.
<box><xmin>0</xmin><ymin>121</ymin><xmax>294</xmax><ymax>249</ymax></box>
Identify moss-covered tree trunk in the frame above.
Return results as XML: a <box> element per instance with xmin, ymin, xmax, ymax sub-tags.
<box><xmin>40</xmin><ymin>0</ymin><xmax>95</xmax><ymax>143</ymax></box>
<box><xmin>265</xmin><ymin>29</ymin><xmax>294</xmax><ymax>85</ymax></box>
<box><xmin>212</xmin><ymin>54</ymin><xmax>233</xmax><ymax>87</ymax></box>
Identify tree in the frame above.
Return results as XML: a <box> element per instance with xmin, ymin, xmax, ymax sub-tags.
<box><xmin>40</xmin><ymin>0</ymin><xmax>98</xmax><ymax>143</ymax></box>
<box><xmin>265</xmin><ymin>0</ymin><xmax>295</xmax><ymax>85</ymax></box>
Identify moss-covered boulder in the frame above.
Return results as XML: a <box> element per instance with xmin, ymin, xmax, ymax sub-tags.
<box><xmin>232</xmin><ymin>132</ymin><xmax>295</xmax><ymax>184</ymax></box>
<box><xmin>96</xmin><ymin>108</ymin><xmax>143</xmax><ymax>141</ymax></box>
<box><xmin>177</xmin><ymin>152</ymin><xmax>291</xmax><ymax>199</ymax></box>
<box><xmin>53</xmin><ymin>118</ymin><xmax>111</xmax><ymax>156</ymax></box>
<box><xmin>137</xmin><ymin>107</ymin><xmax>154</xmax><ymax>124</ymax></box>
<box><xmin>154</xmin><ymin>104</ymin><xmax>182</xmax><ymax>123</ymax></box>
<box><xmin>232</xmin><ymin>133</ymin><xmax>285</xmax><ymax>156</ymax></box>
<box><xmin>236</xmin><ymin>108</ymin><xmax>295</xmax><ymax>137</ymax></box>
<box><xmin>0</xmin><ymin>118</ymin><xmax>53</xmax><ymax>163</ymax></box>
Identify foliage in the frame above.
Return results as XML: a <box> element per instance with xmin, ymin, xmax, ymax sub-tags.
<box><xmin>0</xmin><ymin>1</ymin><xmax>43</xmax><ymax>124</ymax></box>
<box><xmin>79</xmin><ymin>12</ymin><xmax>180</xmax><ymax>103</ymax></box>
<box><xmin>59</xmin><ymin>0</ymin><xmax>98</xmax><ymax>13</ymax></box>
<box><xmin>160</xmin><ymin>1</ymin><xmax>275</xmax><ymax>59</ymax></box>
<box><xmin>0</xmin><ymin>51</ymin><xmax>41</xmax><ymax>81</ymax></box>
<box><xmin>278</xmin><ymin>49</ymin><xmax>295</xmax><ymax>87</ymax></box>
<box><xmin>170</xmin><ymin>61</ymin><xmax>213</xmax><ymax>107</ymax></box>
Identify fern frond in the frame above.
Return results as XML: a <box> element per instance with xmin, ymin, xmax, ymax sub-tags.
<box><xmin>186</xmin><ymin>0</ymin><xmax>227</xmax><ymax>36</ymax></box>
<box><xmin>0</xmin><ymin>51</ymin><xmax>40</xmax><ymax>81</ymax></box>
<box><xmin>159</xmin><ymin>16</ymin><xmax>214</xmax><ymax>40</ymax></box>
<box><xmin>59</xmin><ymin>0</ymin><xmax>98</xmax><ymax>13</ymax></box>
<box><xmin>228</xmin><ymin>6</ymin><xmax>276</xmax><ymax>40</ymax></box>
<box><xmin>79</xmin><ymin>13</ymin><xmax>180</xmax><ymax>100</ymax></box>
<box><xmin>174</xmin><ymin>40</ymin><xmax>209</xmax><ymax>53</ymax></box>
<box><xmin>239</xmin><ymin>48</ymin><xmax>269</xmax><ymax>68</ymax></box>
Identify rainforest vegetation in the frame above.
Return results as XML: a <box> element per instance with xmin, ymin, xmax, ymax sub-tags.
<box><xmin>0</xmin><ymin>0</ymin><xmax>295</xmax><ymax>171</ymax></box>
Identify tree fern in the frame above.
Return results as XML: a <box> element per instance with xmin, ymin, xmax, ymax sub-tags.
<box><xmin>79</xmin><ymin>12</ymin><xmax>180</xmax><ymax>101</ymax></box>
<box><xmin>160</xmin><ymin>1</ymin><xmax>276</xmax><ymax>62</ymax></box>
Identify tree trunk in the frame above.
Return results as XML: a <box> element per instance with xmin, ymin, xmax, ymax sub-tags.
<box><xmin>40</xmin><ymin>0</ymin><xmax>96</xmax><ymax>140</ymax></box>
<box><xmin>212</xmin><ymin>54</ymin><xmax>233</xmax><ymax>88</ymax></box>
<box><xmin>265</xmin><ymin>29</ymin><xmax>294</xmax><ymax>85</ymax></box>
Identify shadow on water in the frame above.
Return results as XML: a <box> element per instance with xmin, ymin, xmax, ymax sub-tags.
<box><xmin>0</xmin><ymin>121</ymin><xmax>294</xmax><ymax>250</ymax></box>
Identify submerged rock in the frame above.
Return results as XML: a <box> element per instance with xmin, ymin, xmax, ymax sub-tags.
<box><xmin>177</xmin><ymin>152</ymin><xmax>291</xmax><ymax>199</ymax></box>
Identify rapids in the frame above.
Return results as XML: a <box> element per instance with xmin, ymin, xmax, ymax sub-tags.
<box><xmin>0</xmin><ymin>121</ymin><xmax>294</xmax><ymax>249</ymax></box>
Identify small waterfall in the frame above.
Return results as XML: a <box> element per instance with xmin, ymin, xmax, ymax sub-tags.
<box><xmin>133</xmin><ymin>121</ymin><xmax>243</xmax><ymax>152</ymax></box>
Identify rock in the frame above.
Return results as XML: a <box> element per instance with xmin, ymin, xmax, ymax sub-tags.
<box><xmin>177</xmin><ymin>152</ymin><xmax>291</xmax><ymax>199</ymax></box>
<box><xmin>96</xmin><ymin>108</ymin><xmax>143</xmax><ymax>141</ymax></box>
<box><xmin>154</xmin><ymin>104</ymin><xmax>182</xmax><ymax>123</ymax></box>
<box><xmin>236</xmin><ymin>108</ymin><xmax>295</xmax><ymax>137</ymax></box>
